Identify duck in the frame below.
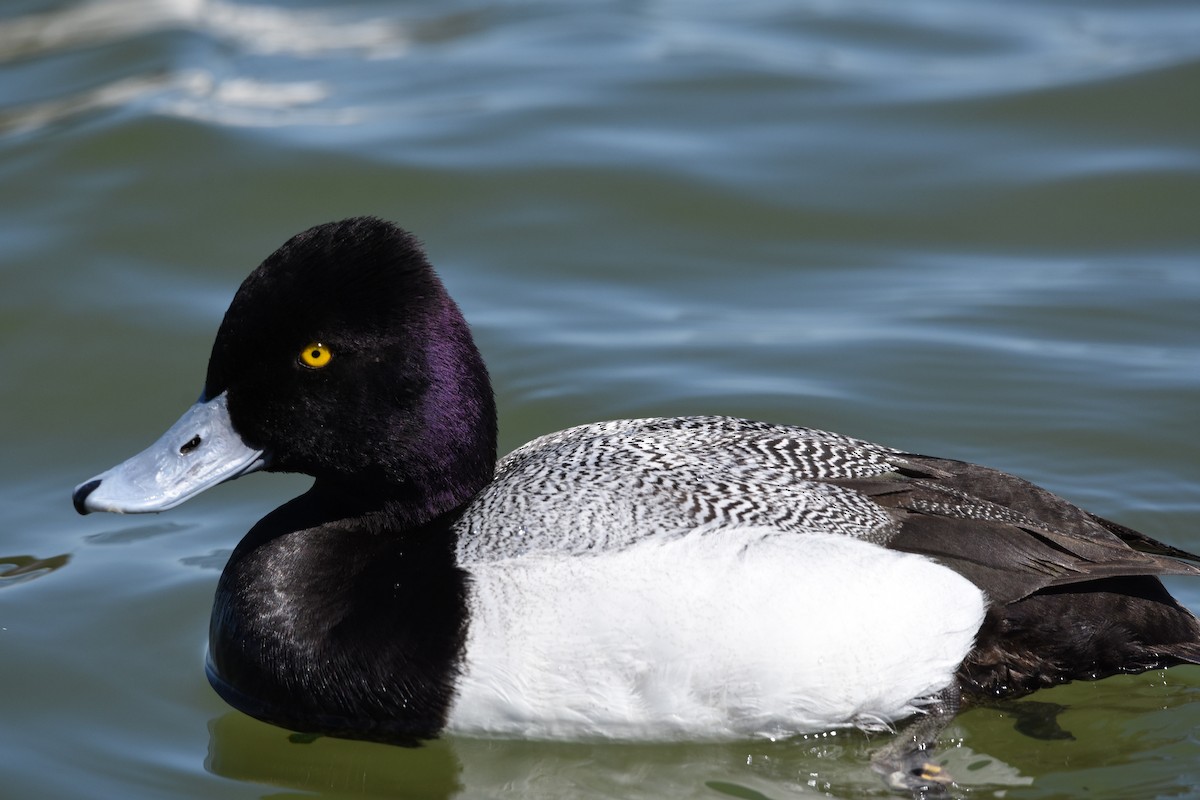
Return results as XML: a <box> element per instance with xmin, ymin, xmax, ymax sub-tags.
<box><xmin>73</xmin><ymin>217</ymin><xmax>1200</xmax><ymax>792</ymax></box>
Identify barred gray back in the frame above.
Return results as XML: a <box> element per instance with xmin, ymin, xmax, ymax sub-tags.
<box><xmin>455</xmin><ymin>416</ymin><xmax>907</xmax><ymax>562</ymax></box>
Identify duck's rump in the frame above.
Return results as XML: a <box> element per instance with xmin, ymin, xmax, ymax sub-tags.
<box><xmin>826</xmin><ymin>455</ymin><xmax>1200</xmax><ymax>697</ymax></box>
<box><xmin>827</xmin><ymin>456</ymin><xmax>1200</xmax><ymax>601</ymax></box>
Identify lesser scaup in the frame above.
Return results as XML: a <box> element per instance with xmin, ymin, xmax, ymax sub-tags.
<box><xmin>73</xmin><ymin>217</ymin><xmax>1200</xmax><ymax>793</ymax></box>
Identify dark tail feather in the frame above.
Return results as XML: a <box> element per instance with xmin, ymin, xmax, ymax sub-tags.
<box><xmin>1088</xmin><ymin>512</ymin><xmax>1200</xmax><ymax>563</ymax></box>
<box><xmin>960</xmin><ymin>575</ymin><xmax>1200</xmax><ymax>699</ymax></box>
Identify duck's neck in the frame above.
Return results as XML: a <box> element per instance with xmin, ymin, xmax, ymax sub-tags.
<box><xmin>207</xmin><ymin>487</ymin><xmax>470</xmax><ymax>744</ymax></box>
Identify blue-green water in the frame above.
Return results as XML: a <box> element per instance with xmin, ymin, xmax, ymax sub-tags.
<box><xmin>3</xmin><ymin>1</ymin><xmax>1200</xmax><ymax>797</ymax></box>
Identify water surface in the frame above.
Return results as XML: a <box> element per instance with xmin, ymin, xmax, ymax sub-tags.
<box><xmin>3</xmin><ymin>1</ymin><xmax>1200</xmax><ymax>797</ymax></box>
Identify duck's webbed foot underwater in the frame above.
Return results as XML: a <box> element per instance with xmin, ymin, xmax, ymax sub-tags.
<box><xmin>870</xmin><ymin>686</ymin><xmax>961</xmax><ymax>798</ymax></box>
<box><xmin>868</xmin><ymin>687</ymin><xmax>1079</xmax><ymax>797</ymax></box>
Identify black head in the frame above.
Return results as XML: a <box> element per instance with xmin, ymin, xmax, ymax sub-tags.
<box><xmin>206</xmin><ymin>217</ymin><xmax>497</xmax><ymax>520</ymax></box>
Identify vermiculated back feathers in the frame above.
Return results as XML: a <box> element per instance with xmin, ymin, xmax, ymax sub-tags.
<box><xmin>457</xmin><ymin>416</ymin><xmax>907</xmax><ymax>560</ymax></box>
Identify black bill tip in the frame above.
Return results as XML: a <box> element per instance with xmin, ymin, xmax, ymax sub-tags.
<box><xmin>72</xmin><ymin>479</ymin><xmax>101</xmax><ymax>515</ymax></box>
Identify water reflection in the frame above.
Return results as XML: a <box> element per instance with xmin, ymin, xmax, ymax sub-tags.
<box><xmin>203</xmin><ymin>710</ymin><xmax>1035</xmax><ymax>799</ymax></box>
<box><xmin>206</xmin><ymin>712</ymin><xmax>462</xmax><ymax>799</ymax></box>
<box><xmin>180</xmin><ymin>548</ymin><xmax>232</xmax><ymax>572</ymax></box>
<box><xmin>0</xmin><ymin>0</ymin><xmax>414</xmax><ymax>63</ymax></box>
<box><xmin>84</xmin><ymin>520</ymin><xmax>191</xmax><ymax>545</ymax></box>
<box><xmin>0</xmin><ymin>552</ymin><xmax>70</xmax><ymax>587</ymax></box>
<box><xmin>0</xmin><ymin>0</ymin><xmax>418</xmax><ymax>134</ymax></box>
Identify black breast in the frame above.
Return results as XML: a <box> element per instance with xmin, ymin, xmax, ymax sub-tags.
<box><xmin>207</xmin><ymin>489</ymin><xmax>470</xmax><ymax>745</ymax></box>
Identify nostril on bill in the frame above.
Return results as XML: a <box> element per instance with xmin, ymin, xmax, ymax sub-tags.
<box><xmin>179</xmin><ymin>435</ymin><xmax>202</xmax><ymax>455</ymax></box>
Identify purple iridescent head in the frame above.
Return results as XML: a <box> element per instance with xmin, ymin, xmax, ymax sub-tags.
<box><xmin>206</xmin><ymin>217</ymin><xmax>498</xmax><ymax>511</ymax></box>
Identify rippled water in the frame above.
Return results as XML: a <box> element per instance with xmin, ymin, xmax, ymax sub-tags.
<box><xmin>4</xmin><ymin>1</ymin><xmax>1200</xmax><ymax>798</ymax></box>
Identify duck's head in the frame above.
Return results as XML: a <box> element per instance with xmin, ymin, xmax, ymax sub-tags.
<box><xmin>73</xmin><ymin>217</ymin><xmax>498</xmax><ymax>521</ymax></box>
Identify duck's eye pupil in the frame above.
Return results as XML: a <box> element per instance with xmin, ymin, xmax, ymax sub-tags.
<box><xmin>300</xmin><ymin>342</ymin><xmax>332</xmax><ymax>369</ymax></box>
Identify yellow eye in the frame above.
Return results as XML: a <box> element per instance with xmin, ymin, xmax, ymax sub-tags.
<box><xmin>299</xmin><ymin>342</ymin><xmax>332</xmax><ymax>369</ymax></box>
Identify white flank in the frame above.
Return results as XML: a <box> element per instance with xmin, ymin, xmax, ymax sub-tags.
<box><xmin>447</xmin><ymin>528</ymin><xmax>986</xmax><ymax>741</ymax></box>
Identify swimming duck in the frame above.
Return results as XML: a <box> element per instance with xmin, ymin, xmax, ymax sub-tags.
<box><xmin>73</xmin><ymin>217</ymin><xmax>1200</xmax><ymax>791</ymax></box>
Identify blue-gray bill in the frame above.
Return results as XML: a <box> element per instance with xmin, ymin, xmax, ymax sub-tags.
<box><xmin>73</xmin><ymin>392</ymin><xmax>266</xmax><ymax>514</ymax></box>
